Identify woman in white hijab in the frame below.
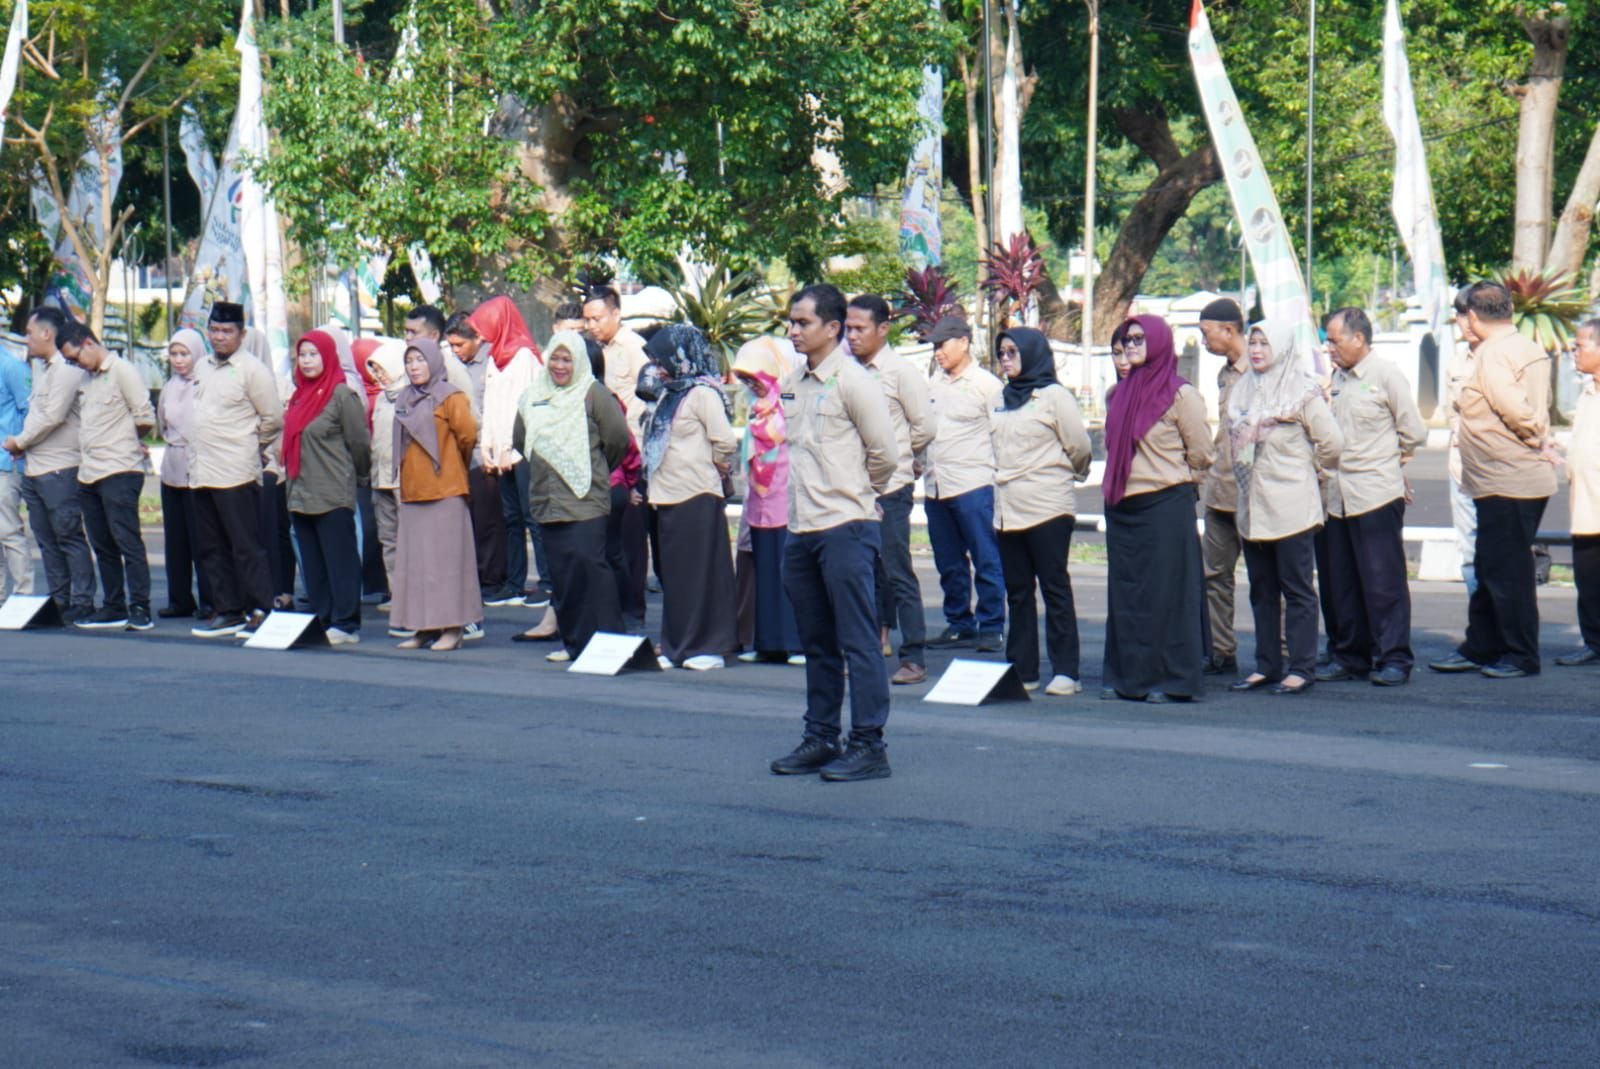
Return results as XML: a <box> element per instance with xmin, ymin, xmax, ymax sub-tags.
<box><xmin>157</xmin><ymin>328</ymin><xmax>214</xmax><ymax>618</ymax></box>
<box><xmin>1226</xmin><ymin>319</ymin><xmax>1343</xmax><ymax>696</ymax></box>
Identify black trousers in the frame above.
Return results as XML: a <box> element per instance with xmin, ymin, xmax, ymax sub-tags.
<box><xmin>1460</xmin><ymin>495</ymin><xmax>1548</xmax><ymax>672</ymax></box>
<box><xmin>260</xmin><ymin>472</ymin><xmax>296</xmax><ymax>600</ymax></box>
<box><xmin>468</xmin><ymin>467</ymin><xmax>507</xmax><ymax>595</ymax></box>
<box><xmin>79</xmin><ymin>471</ymin><xmax>151</xmax><ymax>614</ymax></box>
<box><xmin>160</xmin><ymin>483</ymin><xmax>213</xmax><ymax>613</ymax></box>
<box><xmin>998</xmin><ymin>514</ymin><xmax>1080</xmax><ymax>683</ymax></box>
<box><xmin>195</xmin><ymin>482</ymin><xmax>274</xmax><ymax>617</ymax></box>
<box><xmin>1575</xmin><ymin>534</ymin><xmax>1600</xmax><ymax>655</ymax></box>
<box><xmin>874</xmin><ymin>483</ymin><xmax>926</xmax><ymax>663</ymax></box>
<box><xmin>291</xmin><ymin>507</ymin><xmax>362</xmax><ymax>633</ymax></box>
<box><xmin>357</xmin><ymin>485</ymin><xmax>388</xmax><ymax>599</ymax></box>
<box><xmin>607</xmin><ymin>484</ymin><xmax>647</xmax><ymax>626</ymax></box>
<box><xmin>1319</xmin><ymin>498</ymin><xmax>1413</xmax><ymax>674</ymax></box>
<box><xmin>21</xmin><ymin>467</ymin><xmax>95</xmax><ymax>616</ymax></box>
<box><xmin>544</xmin><ymin>515</ymin><xmax>623</xmax><ymax>656</ymax></box>
<box><xmin>1242</xmin><ymin>529</ymin><xmax>1320</xmax><ymax>681</ymax></box>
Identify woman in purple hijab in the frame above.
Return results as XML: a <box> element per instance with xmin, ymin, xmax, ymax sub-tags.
<box><xmin>1100</xmin><ymin>315</ymin><xmax>1215</xmax><ymax>703</ymax></box>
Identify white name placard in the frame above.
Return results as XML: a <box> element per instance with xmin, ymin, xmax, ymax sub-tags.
<box><xmin>924</xmin><ymin>658</ymin><xmax>1030</xmax><ymax>706</ymax></box>
<box><xmin>569</xmin><ymin>632</ymin><xmax>661</xmax><ymax>675</ymax></box>
<box><xmin>0</xmin><ymin>595</ymin><xmax>63</xmax><ymax>631</ymax></box>
<box><xmin>243</xmin><ymin>611</ymin><xmax>330</xmax><ymax>651</ymax></box>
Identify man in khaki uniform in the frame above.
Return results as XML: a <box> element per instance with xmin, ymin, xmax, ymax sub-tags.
<box><xmin>1196</xmin><ymin>298</ymin><xmax>1249</xmax><ymax>674</ymax></box>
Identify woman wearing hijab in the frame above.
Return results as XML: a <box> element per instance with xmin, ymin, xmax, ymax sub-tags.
<box><xmin>362</xmin><ymin>339</ymin><xmax>408</xmax><ymax>620</ymax></box>
<box><xmin>515</xmin><ymin>330</ymin><xmax>632</xmax><ymax>662</ymax></box>
<box><xmin>1100</xmin><ymin>315</ymin><xmax>1214</xmax><ymax>703</ymax></box>
<box><xmin>281</xmin><ymin>330</ymin><xmax>371</xmax><ymax>644</ymax></box>
<box><xmin>391</xmin><ymin>339</ymin><xmax>482</xmax><ymax>651</ymax></box>
<box><xmin>466</xmin><ymin>296</ymin><xmax>543</xmax><ymax>606</ymax></box>
<box><xmin>1226</xmin><ymin>320</ymin><xmax>1343</xmax><ymax>695</ymax></box>
<box><xmin>345</xmin><ymin>331</ymin><xmax>394</xmax><ymax>604</ymax></box>
<box><xmin>1109</xmin><ymin>320</ymin><xmax>1133</xmax><ymax>383</ymax></box>
<box><xmin>731</xmin><ymin>337</ymin><xmax>803</xmax><ymax>664</ymax></box>
<box><xmin>157</xmin><ymin>329</ymin><xmax>214</xmax><ymax>619</ymax></box>
<box><xmin>990</xmin><ymin>328</ymin><xmax>1093</xmax><ymax>696</ymax></box>
<box><xmin>643</xmin><ymin>324</ymin><xmax>740</xmax><ymax>669</ymax></box>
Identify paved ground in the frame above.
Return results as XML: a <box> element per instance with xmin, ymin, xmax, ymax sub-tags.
<box><xmin>4</xmin><ymin>547</ymin><xmax>1599</xmax><ymax>1067</ymax></box>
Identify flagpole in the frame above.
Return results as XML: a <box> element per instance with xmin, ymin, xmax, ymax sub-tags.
<box><xmin>1082</xmin><ymin>0</ymin><xmax>1099</xmax><ymax>352</ymax></box>
<box><xmin>162</xmin><ymin>118</ymin><xmax>174</xmax><ymax>335</ymax></box>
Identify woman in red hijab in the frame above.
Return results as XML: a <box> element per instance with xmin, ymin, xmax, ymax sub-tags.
<box><xmin>1099</xmin><ymin>315</ymin><xmax>1214</xmax><ymax>703</ymax></box>
<box><xmin>281</xmin><ymin>330</ymin><xmax>372</xmax><ymax>644</ymax></box>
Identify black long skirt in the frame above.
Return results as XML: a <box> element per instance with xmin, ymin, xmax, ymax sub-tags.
<box><xmin>656</xmin><ymin>493</ymin><xmax>739</xmax><ymax>663</ymax></box>
<box><xmin>1103</xmin><ymin>483</ymin><xmax>1207</xmax><ymax>699</ymax></box>
<box><xmin>750</xmin><ymin>524</ymin><xmax>802</xmax><ymax>655</ymax></box>
<box><xmin>544</xmin><ymin>515</ymin><xmax>624</xmax><ymax>656</ymax></box>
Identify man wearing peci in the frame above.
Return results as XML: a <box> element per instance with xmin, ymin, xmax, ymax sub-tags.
<box><xmin>1196</xmin><ymin>298</ymin><xmax>1249</xmax><ymax>675</ymax></box>
<box><xmin>771</xmin><ymin>284</ymin><xmax>899</xmax><ymax>783</ymax></box>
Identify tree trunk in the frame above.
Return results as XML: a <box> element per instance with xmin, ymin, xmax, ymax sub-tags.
<box><xmin>957</xmin><ymin>50</ymin><xmax>987</xmax><ymax>292</ymax></box>
<box><xmin>1546</xmin><ymin>120</ymin><xmax>1600</xmax><ymax>283</ymax></box>
<box><xmin>1091</xmin><ymin>109</ymin><xmax>1221</xmax><ymax>342</ymax></box>
<box><xmin>1511</xmin><ymin>14</ymin><xmax>1569</xmax><ymax>273</ymax></box>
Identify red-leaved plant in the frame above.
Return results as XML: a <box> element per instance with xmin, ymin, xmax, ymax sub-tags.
<box><xmin>980</xmin><ymin>232</ymin><xmax>1046</xmax><ymax>328</ymax></box>
<box><xmin>896</xmin><ymin>265</ymin><xmax>963</xmax><ymax>340</ymax></box>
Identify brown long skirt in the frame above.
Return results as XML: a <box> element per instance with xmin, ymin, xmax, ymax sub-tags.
<box><xmin>392</xmin><ymin>495</ymin><xmax>484</xmax><ymax>632</ymax></box>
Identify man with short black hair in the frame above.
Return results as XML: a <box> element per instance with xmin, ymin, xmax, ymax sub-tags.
<box><xmin>64</xmin><ymin>325</ymin><xmax>158</xmax><ymax>631</ymax></box>
<box><xmin>846</xmin><ymin>292</ymin><xmax>936</xmax><ymax>684</ymax></box>
<box><xmin>552</xmin><ymin>301</ymin><xmax>585</xmax><ymax>333</ymax></box>
<box><xmin>771</xmin><ymin>283</ymin><xmax>898</xmax><ymax>782</ymax></box>
<box><xmin>582</xmin><ymin>285</ymin><xmax>650</xmax><ymax>420</ymax></box>
<box><xmin>444</xmin><ymin>311</ymin><xmax>509</xmax><ymax>601</ymax></box>
<box><xmin>1196</xmin><ymin>297</ymin><xmax>1249</xmax><ymax>674</ymax></box>
<box><xmin>3</xmin><ymin>307</ymin><xmax>94</xmax><ymax>621</ymax></box>
<box><xmin>1315</xmin><ymin>307</ymin><xmax>1426</xmax><ymax>686</ymax></box>
<box><xmin>1431</xmin><ymin>282</ymin><xmax>1556</xmax><ymax>678</ymax></box>
<box><xmin>407</xmin><ymin>304</ymin><xmax>476</xmax><ymax>407</ymax></box>
<box><xmin>188</xmin><ymin>301</ymin><xmax>282</xmax><ymax>638</ymax></box>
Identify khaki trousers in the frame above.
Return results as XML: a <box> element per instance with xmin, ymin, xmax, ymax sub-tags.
<box><xmin>1203</xmin><ymin>507</ymin><xmax>1241</xmax><ymax>659</ymax></box>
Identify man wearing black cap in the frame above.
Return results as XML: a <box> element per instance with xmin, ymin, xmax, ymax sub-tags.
<box><xmin>923</xmin><ymin>314</ymin><xmax>1006</xmax><ymax>652</ymax></box>
<box><xmin>188</xmin><ymin>301</ymin><xmax>282</xmax><ymax>638</ymax></box>
<box><xmin>1196</xmin><ymin>297</ymin><xmax>1248</xmax><ymax>675</ymax></box>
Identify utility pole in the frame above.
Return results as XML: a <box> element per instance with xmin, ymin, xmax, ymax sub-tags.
<box><xmin>332</xmin><ymin>0</ymin><xmax>346</xmax><ymax>46</ymax></box>
<box><xmin>1082</xmin><ymin>0</ymin><xmax>1100</xmax><ymax>353</ymax></box>
<box><xmin>1304</xmin><ymin>0</ymin><xmax>1316</xmax><ymax>313</ymax></box>
<box><xmin>162</xmin><ymin>119</ymin><xmax>174</xmax><ymax>335</ymax></box>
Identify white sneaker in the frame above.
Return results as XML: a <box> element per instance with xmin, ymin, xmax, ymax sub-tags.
<box><xmin>463</xmin><ymin>621</ymin><xmax>484</xmax><ymax>641</ymax></box>
<box><xmin>786</xmin><ymin>654</ymin><xmax>807</xmax><ymax>666</ymax></box>
<box><xmin>546</xmin><ymin>649</ymin><xmax>571</xmax><ymax>663</ymax></box>
<box><xmin>684</xmin><ymin>654</ymin><xmax>725</xmax><ymax>672</ymax></box>
<box><xmin>1022</xmin><ymin>679</ymin><xmax>1041</xmax><ymax>692</ymax></box>
<box><xmin>737</xmin><ymin>650</ymin><xmax>759</xmax><ymax>663</ymax></box>
<box><xmin>326</xmin><ymin>628</ymin><xmax>360</xmax><ymax>646</ymax></box>
<box><xmin>1045</xmin><ymin>675</ymin><xmax>1082</xmax><ymax>696</ymax></box>
<box><xmin>656</xmin><ymin>655</ymin><xmax>675</xmax><ymax>670</ymax></box>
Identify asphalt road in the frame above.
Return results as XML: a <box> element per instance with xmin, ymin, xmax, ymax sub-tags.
<box><xmin>4</xmin><ymin>562</ymin><xmax>1599</xmax><ymax>1067</ymax></box>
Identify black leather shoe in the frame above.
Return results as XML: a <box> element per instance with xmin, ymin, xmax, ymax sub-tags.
<box><xmin>1555</xmin><ymin>647</ymin><xmax>1600</xmax><ymax>667</ymax></box>
<box><xmin>926</xmin><ymin>628</ymin><xmax>977</xmax><ymax>649</ymax></box>
<box><xmin>1481</xmin><ymin>661</ymin><xmax>1531</xmax><ymax>679</ymax></box>
<box><xmin>1270</xmin><ymin>678</ymin><xmax>1314</xmax><ymax>696</ymax></box>
<box><xmin>819</xmin><ymin>741</ymin><xmax>891</xmax><ymax>782</ymax></box>
<box><xmin>974</xmin><ymin>631</ymin><xmax>1004</xmax><ymax>653</ymax></box>
<box><xmin>1229</xmin><ymin>675</ymin><xmax>1274</xmax><ymax>692</ymax></box>
<box><xmin>1315</xmin><ymin>663</ymin><xmax>1365</xmax><ymax>683</ymax></box>
<box><xmin>1428</xmin><ymin>652</ymin><xmax>1481</xmax><ymax>673</ymax></box>
<box><xmin>158</xmin><ymin>604</ymin><xmax>194</xmax><ymax>619</ymax></box>
<box><xmin>770</xmin><ymin>737</ymin><xmax>842</xmax><ymax>775</ymax></box>
<box><xmin>1202</xmin><ymin>655</ymin><xmax>1238</xmax><ymax>676</ymax></box>
<box><xmin>1371</xmin><ymin>665</ymin><xmax>1409</xmax><ymax>687</ymax></box>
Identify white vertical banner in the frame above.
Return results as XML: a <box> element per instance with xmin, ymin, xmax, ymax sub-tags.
<box><xmin>0</xmin><ymin>0</ymin><xmax>25</xmax><ymax>153</ymax></box>
<box><xmin>994</xmin><ymin>12</ymin><xmax>1024</xmax><ymax>244</ymax></box>
<box><xmin>234</xmin><ymin>0</ymin><xmax>290</xmax><ymax>376</ymax></box>
<box><xmin>898</xmin><ymin>62</ymin><xmax>943</xmax><ymax>269</ymax></box>
<box><xmin>1382</xmin><ymin>0</ymin><xmax>1449</xmax><ymax>340</ymax></box>
<box><xmin>178</xmin><ymin>108</ymin><xmax>250</xmax><ymax>331</ymax></box>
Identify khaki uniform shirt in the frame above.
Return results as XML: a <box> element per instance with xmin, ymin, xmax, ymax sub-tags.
<box><xmin>1235</xmin><ymin>396</ymin><xmax>1343</xmax><ymax>542</ymax></box>
<box><xmin>189</xmin><ymin>352</ymin><xmax>282</xmax><ymax>489</ymax></box>
<box><xmin>77</xmin><ymin>354</ymin><xmax>154</xmax><ymax>484</ymax></box>
<box><xmin>925</xmin><ymin>361</ymin><xmax>1002</xmax><ymax>500</ymax></box>
<box><xmin>859</xmin><ymin>347</ymin><xmax>936</xmax><ymax>495</ymax></box>
<box><xmin>1325</xmin><ymin>355</ymin><xmax>1426</xmax><ymax>518</ymax></box>
<box><xmin>604</xmin><ymin>328</ymin><xmax>651</xmax><ymax>421</ymax></box>
<box><xmin>1570</xmin><ymin>378</ymin><xmax>1600</xmax><ymax>535</ymax></box>
<box><xmin>13</xmin><ymin>352</ymin><xmax>86</xmax><ymax>476</ymax></box>
<box><xmin>783</xmin><ymin>346</ymin><xmax>897</xmax><ymax>534</ymax></box>
<box><xmin>1124</xmin><ymin>385</ymin><xmax>1214</xmax><ymax>498</ymax></box>
<box><xmin>1454</xmin><ymin>330</ymin><xmax>1557</xmax><ymax>500</ymax></box>
<box><xmin>1201</xmin><ymin>358</ymin><xmax>1247</xmax><ymax>512</ymax></box>
<box><xmin>647</xmin><ymin>385</ymin><xmax>738</xmax><ymax>507</ymax></box>
<box><xmin>990</xmin><ymin>383</ymin><xmax>1092</xmax><ymax>531</ymax></box>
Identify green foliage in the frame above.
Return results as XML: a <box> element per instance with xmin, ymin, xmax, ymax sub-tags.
<box><xmin>1496</xmin><ymin>267</ymin><xmax>1590</xmax><ymax>351</ymax></box>
<box><xmin>824</xmin><ymin>215</ymin><xmax>911</xmax><ymax>299</ymax></box>
<box><xmin>667</xmin><ymin>263</ymin><xmax>781</xmax><ymax>369</ymax></box>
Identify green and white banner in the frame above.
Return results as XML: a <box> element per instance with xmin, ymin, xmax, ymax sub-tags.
<box><xmin>1382</xmin><ymin>0</ymin><xmax>1449</xmax><ymax>341</ymax></box>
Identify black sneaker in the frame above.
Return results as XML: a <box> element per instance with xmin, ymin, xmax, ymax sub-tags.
<box><xmin>75</xmin><ymin>606</ymin><xmax>129</xmax><ymax>630</ymax></box>
<box><xmin>192</xmin><ymin>613</ymin><xmax>246</xmax><ymax>638</ymax></box>
<box><xmin>157</xmin><ymin>604</ymin><xmax>194</xmax><ymax>619</ymax></box>
<box><xmin>974</xmin><ymin>630</ymin><xmax>1003</xmax><ymax>653</ymax></box>
<box><xmin>819</xmin><ymin>740</ymin><xmax>891</xmax><ymax>782</ymax></box>
<box><xmin>926</xmin><ymin>627</ymin><xmax>977</xmax><ymax>649</ymax></box>
<box><xmin>483</xmin><ymin>589</ymin><xmax>524</xmax><ymax>607</ymax></box>
<box><xmin>126</xmin><ymin>606</ymin><xmax>154</xmax><ymax>631</ymax></box>
<box><xmin>239</xmin><ymin>609</ymin><xmax>268</xmax><ymax>637</ymax></box>
<box><xmin>1202</xmin><ymin>655</ymin><xmax>1238</xmax><ymax>676</ymax></box>
<box><xmin>770</xmin><ymin>737</ymin><xmax>843</xmax><ymax>775</ymax></box>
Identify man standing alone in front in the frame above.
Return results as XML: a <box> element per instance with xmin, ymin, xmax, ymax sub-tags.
<box><xmin>1196</xmin><ymin>298</ymin><xmax>1248</xmax><ymax>675</ymax></box>
<box><xmin>1430</xmin><ymin>282</ymin><xmax>1556</xmax><ymax>678</ymax></box>
<box><xmin>771</xmin><ymin>284</ymin><xmax>898</xmax><ymax>782</ymax></box>
<box><xmin>845</xmin><ymin>293</ymin><xmax>937</xmax><ymax>685</ymax></box>
<box><xmin>1314</xmin><ymin>308</ymin><xmax>1426</xmax><ymax>686</ymax></box>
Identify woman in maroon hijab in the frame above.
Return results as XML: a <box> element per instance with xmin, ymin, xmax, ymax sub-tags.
<box><xmin>1099</xmin><ymin>315</ymin><xmax>1215</xmax><ymax>703</ymax></box>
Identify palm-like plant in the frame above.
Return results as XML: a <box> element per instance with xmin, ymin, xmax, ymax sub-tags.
<box><xmin>980</xmin><ymin>232</ymin><xmax>1046</xmax><ymax>328</ymax></box>
<box><xmin>667</xmin><ymin>262</ymin><xmax>775</xmax><ymax>370</ymax></box>
<box><xmin>896</xmin><ymin>265</ymin><xmax>962</xmax><ymax>340</ymax></box>
<box><xmin>1494</xmin><ymin>267</ymin><xmax>1589</xmax><ymax>352</ymax></box>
